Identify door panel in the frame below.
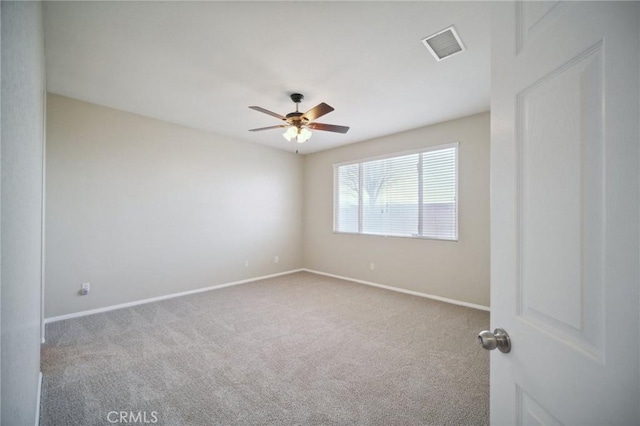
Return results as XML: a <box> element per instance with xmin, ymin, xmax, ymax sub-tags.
<box><xmin>491</xmin><ymin>2</ymin><xmax>639</xmax><ymax>424</ymax></box>
<box><xmin>516</xmin><ymin>1</ymin><xmax>571</xmax><ymax>55</ymax></box>
<box><xmin>517</xmin><ymin>385</ymin><xmax>564</xmax><ymax>426</ymax></box>
<box><xmin>517</xmin><ymin>42</ymin><xmax>604</xmax><ymax>359</ymax></box>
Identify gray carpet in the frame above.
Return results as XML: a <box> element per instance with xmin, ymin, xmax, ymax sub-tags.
<box><xmin>41</xmin><ymin>272</ymin><xmax>489</xmax><ymax>425</ymax></box>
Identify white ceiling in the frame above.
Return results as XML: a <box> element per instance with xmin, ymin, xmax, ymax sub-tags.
<box><xmin>43</xmin><ymin>1</ymin><xmax>490</xmax><ymax>154</ymax></box>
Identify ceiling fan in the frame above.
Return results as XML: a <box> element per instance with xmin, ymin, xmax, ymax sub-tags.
<box><xmin>249</xmin><ymin>93</ymin><xmax>349</xmax><ymax>144</ymax></box>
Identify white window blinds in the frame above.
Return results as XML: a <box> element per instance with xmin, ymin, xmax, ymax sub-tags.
<box><xmin>334</xmin><ymin>144</ymin><xmax>458</xmax><ymax>241</ymax></box>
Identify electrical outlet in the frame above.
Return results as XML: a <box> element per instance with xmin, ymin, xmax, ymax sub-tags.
<box><xmin>274</xmin><ymin>256</ymin><xmax>279</xmax><ymax>263</ymax></box>
<box><xmin>80</xmin><ymin>282</ymin><xmax>90</xmax><ymax>295</ymax></box>
<box><xmin>370</xmin><ymin>262</ymin><xmax>375</xmax><ymax>271</ymax></box>
<box><xmin>244</xmin><ymin>260</ymin><xmax>249</xmax><ymax>267</ymax></box>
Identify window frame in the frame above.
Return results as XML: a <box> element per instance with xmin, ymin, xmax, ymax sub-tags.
<box><xmin>332</xmin><ymin>142</ymin><xmax>459</xmax><ymax>241</ymax></box>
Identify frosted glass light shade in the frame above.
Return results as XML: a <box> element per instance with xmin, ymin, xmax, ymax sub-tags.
<box><xmin>283</xmin><ymin>126</ymin><xmax>297</xmax><ymax>142</ymax></box>
<box><xmin>283</xmin><ymin>126</ymin><xmax>312</xmax><ymax>143</ymax></box>
<box><xmin>297</xmin><ymin>127</ymin><xmax>312</xmax><ymax>143</ymax></box>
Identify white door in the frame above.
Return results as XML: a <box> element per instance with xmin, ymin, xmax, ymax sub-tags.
<box><xmin>490</xmin><ymin>2</ymin><xmax>639</xmax><ymax>425</ymax></box>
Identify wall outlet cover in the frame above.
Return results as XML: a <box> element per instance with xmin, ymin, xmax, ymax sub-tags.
<box><xmin>80</xmin><ymin>282</ymin><xmax>90</xmax><ymax>295</ymax></box>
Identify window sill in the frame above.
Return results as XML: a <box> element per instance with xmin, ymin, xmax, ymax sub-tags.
<box><xmin>332</xmin><ymin>231</ymin><xmax>458</xmax><ymax>242</ymax></box>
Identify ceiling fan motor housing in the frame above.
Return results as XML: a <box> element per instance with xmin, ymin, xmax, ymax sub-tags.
<box><xmin>287</xmin><ymin>94</ymin><xmax>307</xmax><ymax>126</ymax></box>
<box><xmin>285</xmin><ymin>112</ymin><xmax>308</xmax><ymax>126</ymax></box>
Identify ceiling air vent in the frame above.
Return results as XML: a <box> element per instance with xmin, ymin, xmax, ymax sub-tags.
<box><xmin>421</xmin><ymin>25</ymin><xmax>465</xmax><ymax>61</ymax></box>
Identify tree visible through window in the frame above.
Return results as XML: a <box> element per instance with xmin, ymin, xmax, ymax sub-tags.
<box><xmin>334</xmin><ymin>144</ymin><xmax>458</xmax><ymax>240</ymax></box>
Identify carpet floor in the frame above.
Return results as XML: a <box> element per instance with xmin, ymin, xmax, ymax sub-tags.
<box><xmin>40</xmin><ymin>272</ymin><xmax>489</xmax><ymax>425</ymax></box>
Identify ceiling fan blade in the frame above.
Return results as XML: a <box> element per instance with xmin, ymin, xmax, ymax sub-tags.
<box><xmin>308</xmin><ymin>122</ymin><xmax>350</xmax><ymax>134</ymax></box>
<box><xmin>249</xmin><ymin>125</ymin><xmax>289</xmax><ymax>132</ymax></box>
<box><xmin>249</xmin><ymin>106</ymin><xmax>286</xmax><ymax>121</ymax></box>
<box><xmin>302</xmin><ymin>103</ymin><xmax>334</xmax><ymax>121</ymax></box>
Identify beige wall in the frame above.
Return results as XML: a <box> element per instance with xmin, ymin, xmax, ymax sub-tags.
<box><xmin>303</xmin><ymin>112</ymin><xmax>490</xmax><ymax>307</ymax></box>
<box><xmin>45</xmin><ymin>95</ymin><xmax>303</xmax><ymax>318</ymax></box>
<box><xmin>1</xmin><ymin>1</ymin><xmax>45</xmax><ymax>424</ymax></box>
<box><xmin>46</xmin><ymin>98</ymin><xmax>489</xmax><ymax>318</ymax></box>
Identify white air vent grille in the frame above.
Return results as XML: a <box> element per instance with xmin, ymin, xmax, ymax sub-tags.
<box><xmin>421</xmin><ymin>26</ymin><xmax>465</xmax><ymax>61</ymax></box>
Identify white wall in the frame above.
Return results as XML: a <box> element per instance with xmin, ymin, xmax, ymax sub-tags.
<box><xmin>45</xmin><ymin>94</ymin><xmax>303</xmax><ymax>318</ymax></box>
<box><xmin>303</xmin><ymin>112</ymin><xmax>490</xmax><ymax>307</ymax></box>
<box><xmin>1</xmin><ymin>1</ymin><xmax>45</xmax><ymax>424</ymax></box>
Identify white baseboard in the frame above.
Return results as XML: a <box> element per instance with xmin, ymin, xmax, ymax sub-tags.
<box><xmin>302</xmin><ymin>268</ymin><xmax>490</xmax><ymax>312</ymax></box>
<box><xmin>44</xmin><ymin>267</ymin><xmax>488</xmax><ymax>324</ymax></box>
<box><xmin>44</xmin><ymin>269</ymin><xmax>305</xmax><ymax>324</ymax></box>
<box><xmin>35</xmin><ymin>371</ymin><xmax>43</xmax><ymax>426</ymax></box>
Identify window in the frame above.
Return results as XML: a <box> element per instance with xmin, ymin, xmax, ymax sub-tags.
<box><xmin>334</xmin><ymin>143</ymin><xmax>458</xmax><ymax>241</ymax></box>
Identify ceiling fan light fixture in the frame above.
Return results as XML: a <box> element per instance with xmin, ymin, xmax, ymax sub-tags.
<box><xmin>283</xmin><ymin>126</ymin><xmax>298</xmax><ymax>142</ymax></box>
<box><xmin>298</xmin><ymin>127</ymin><xmax>312</xmax><ymax>143</ymax></box>
<box><xmin>283</xmin><ymin>126</ymin><xmax>312</xmax><ymax>143</ymax></box>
